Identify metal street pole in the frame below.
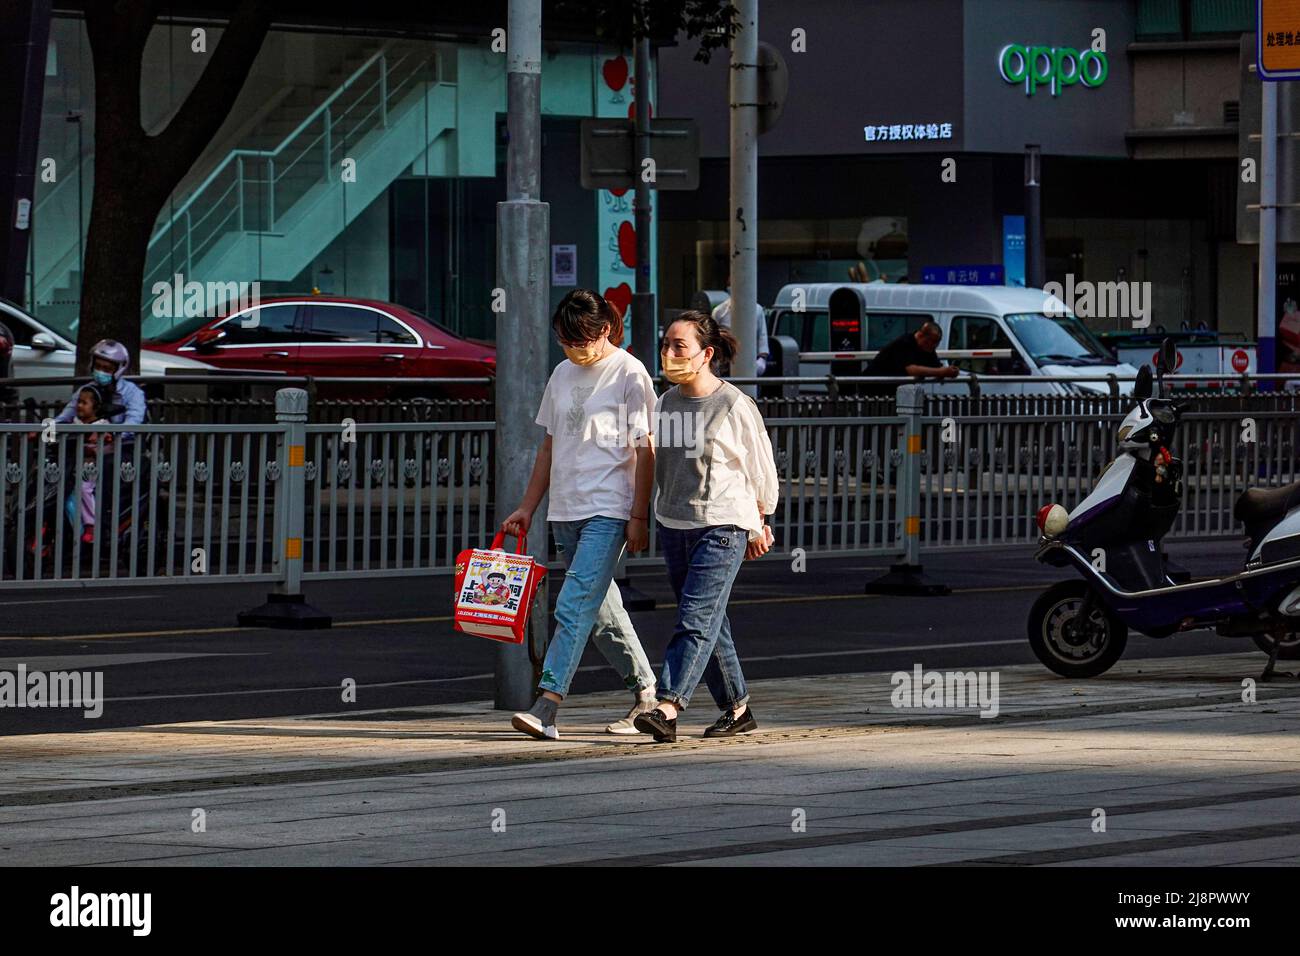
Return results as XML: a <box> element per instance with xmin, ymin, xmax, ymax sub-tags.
<box><xmin>1024</xmin><ymin>144</ymin><xmax>1045</xmax><ymax>290</ymax></box>
<box><xmin>614</xmin><ymin>33</ymin><xmax>659</xmax><ymax>615</ymax></box>
<box><xmin>729</xmin><ymin>0</ymin><xmax>758</xmax><ymax>395</ymax></box>
<box><xmin>632</xmin><ymin>36</ymin><xmax>656</xmax><ymax>372</ymax></box>
<box><xmin>495</xmin><ymin>0</ymin><xmax>550</xmax><ymax>710</ymax></box>
<box><xmin>1258</xmin><ymin>80</ymin><xmax>1278</xmax><ymax>374</ymax></box>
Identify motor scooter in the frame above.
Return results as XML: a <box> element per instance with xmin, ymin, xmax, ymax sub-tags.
<box><xmin>2</xmin><ymin>406</ymin><xmax>161</xmax><ymax>580</ymax></box>
<box><xmin>1031</xmin><ymin>339</ymin><xmax>1300</xmax><ymax>680</ymax></box>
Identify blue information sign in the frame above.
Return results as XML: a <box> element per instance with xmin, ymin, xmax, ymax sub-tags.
<box><xmin>1002</xmin><ymin>215</ymin><xmax>1025</xmax><ymax>287</ymax></box>
<box><xmin>921</xmin><ymin>265</ymin><xmax>1005</xmax><ymax>285</ymax></box>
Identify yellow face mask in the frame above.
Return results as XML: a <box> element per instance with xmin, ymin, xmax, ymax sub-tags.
<box><xmin>563</xmin><ymin>342</ymin><xmax>605</xmax><ymax>366</ymax></box>
<box><xmin>661</xmin><ymin>350</ymin><xmax>707</xmax><ymax>384</ymax></box>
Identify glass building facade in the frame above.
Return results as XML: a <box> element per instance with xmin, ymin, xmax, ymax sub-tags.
<box><xmin>27</xmin><ymin>16</ymin><xmax>657</xmax><ymax>347</ymax></box>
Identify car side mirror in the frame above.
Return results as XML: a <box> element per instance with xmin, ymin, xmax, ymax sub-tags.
<box><xmin>193</xmin><ymin>328</ymin><xmax>224</xmax><ymax>353</ymax></box>
<box><xmin>30</xmin><ymin>332</ymin><xmax>59</xmax><ymax>352</ymax></box>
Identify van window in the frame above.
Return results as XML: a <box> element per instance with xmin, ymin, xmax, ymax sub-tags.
<box><xmin>949</xmin><ymin>315</ymin><xmax>1025</xmax><ymax>375</ymax></box>
<box><xmin>773</xmin><ymin>309</ymin><xmax>805</xmax><ymax>344</ymax></box>
<box><xmin>865</xmin><ymin>312</ymin><xmax>930</xmax><ymax>349</ymax></box>
<box><xmin>1004</xmin><ymin>312</ymin><xmax>1113</xmax><ymax>365</ymax></box>
<box><xmin>775</xmin><ymin>310</ymin><xmax>829</xmax><ymax>351</ymax></box>
<box><xmin>808</xmin><ymin>312</ymin><xmax>830</xmax><ymax>351</ymax></box>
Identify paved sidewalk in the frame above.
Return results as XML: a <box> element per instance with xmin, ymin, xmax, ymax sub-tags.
<box><xmin>2</xmin><ymin>651</ymin><xmax>1300</xmax><ymax>865</ymax></box>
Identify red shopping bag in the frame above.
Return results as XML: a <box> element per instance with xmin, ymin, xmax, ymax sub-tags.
<box><xmin>452</xmin><ymin>531</ymin><xmax>547</xmax><ymax>644</ymax></box>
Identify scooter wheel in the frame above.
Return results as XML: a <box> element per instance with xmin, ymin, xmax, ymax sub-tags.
<box><xmin>1252</xmin><ymin>632</ymin><xmax>1300</xmax><ymax>660</ymax></box>
<box><xmin>1028</xmin><ymin>580</ymin><xmax>1128</xmax><ymax>678</ymax></box>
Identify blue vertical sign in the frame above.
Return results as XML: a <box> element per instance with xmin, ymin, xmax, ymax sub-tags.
<box><xmin>1003</xmin><ymin>215</ymin><xmax>1026</xmax><ymax>287</ymax></box>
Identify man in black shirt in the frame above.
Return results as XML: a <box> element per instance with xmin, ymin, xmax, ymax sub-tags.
<box><xmin>864</xmin><ymin>321</ymin><xmax>959</xmax><ymax>395</ymax></box>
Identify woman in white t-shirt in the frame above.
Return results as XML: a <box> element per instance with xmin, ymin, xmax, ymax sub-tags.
<box><xmin>503</xmin><ymin>289</ymin><xmax>658</xmax><ymax>740</ymax></box>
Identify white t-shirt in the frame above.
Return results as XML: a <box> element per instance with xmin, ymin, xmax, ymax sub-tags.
<box><xmin>535</xmin><ymin>347</ymin><xmax>656</xmax><ymax>523</ymax></box>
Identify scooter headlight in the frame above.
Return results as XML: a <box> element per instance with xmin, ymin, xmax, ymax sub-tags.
<box><xmin>1037</xmin><ymin>503</ymin><xmax>1069</xmax><ymax>537</ymax></box>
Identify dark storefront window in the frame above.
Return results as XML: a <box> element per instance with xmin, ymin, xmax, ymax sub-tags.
<box><xmin>390</xmin><ymin>176</ymin><xmax>503</xmax><ymax>343</ymax></box>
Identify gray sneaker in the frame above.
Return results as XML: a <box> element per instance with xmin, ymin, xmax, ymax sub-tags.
<box><xmin>606</xmin><ymin>689</ymin><xmax>656</xmax><ymax>735</ymax></box>
<box><xmin>511</xmin><ymin>695</ymin><xmax>559</xmax><ymax>740</ymax></box>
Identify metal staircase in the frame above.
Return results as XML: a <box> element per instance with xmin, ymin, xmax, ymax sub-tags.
<box><xmin>141</xmin><ymin>40</ymin><xmax>451</xmax><ymax>337</ymax></box>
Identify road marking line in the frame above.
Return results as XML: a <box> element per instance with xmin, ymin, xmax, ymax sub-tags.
<box><xmin>0</xmin><ymin>625</ymin><xmax>252</xmax><ymax>642</ymax></box>
<box><xmin>0</xmin><ymin>594</ymin><xmax>160</xmax><ymax>607</ymax></box>
<box><xmin>95</xmin><ymin>640</ymin><xmax>1041</xmax><ymax>704</ymax></box>
<box><xmin>0</xmin><ymin>582</ymin><xmax>1052</xmax><ymax>642</ymax></box>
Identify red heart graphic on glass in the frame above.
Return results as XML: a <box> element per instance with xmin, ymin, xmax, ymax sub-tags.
<box><xmin>617</xmin><ymin>221</ymin><xmax>637</xmax><ymax>269</ymax></box>
<box><xmin>609</xmin><ymin>187</ymin><xmax>628</xmax><ymax>197</ymax></box>
<box><xmin>627</xmin><ymin>101</ymin><xmax>654</xmax><ymax>121</ymax></box>
<box><xmin>604</xmin><ymin>283</ymin><xmax>632</xmax><ymax>319</ymax></box>
<box><xmin>602</xmin><ymin>56</ymin><xmax>628</xmax><ymax>92</ymax></box>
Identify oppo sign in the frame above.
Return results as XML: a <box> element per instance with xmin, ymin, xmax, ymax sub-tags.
<box><xmin>999</xmin><ymin>43</ymin><xmax>1108</xmax><ymax>97</ymax></box>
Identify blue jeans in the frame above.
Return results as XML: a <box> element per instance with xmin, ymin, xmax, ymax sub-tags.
<box><xmin>538</xmin><ymin>516</ymin><xmax>655</xmax><ymax>698</ymax></box>
<box><xmin>655</xmin><ymin>523</ymin><xmax>750</xmax><ymax>711</ymax></box>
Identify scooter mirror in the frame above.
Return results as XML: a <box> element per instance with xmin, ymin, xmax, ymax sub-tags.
<box><xmin>1158</xmin><ymin>338</ymin><xmax>1177</xmax><ymax>378</ymax></box>
<box><xmin>1134</xmin><ymin>365</ymin><xmax>1153</xmax><ymax>400</ymax></box>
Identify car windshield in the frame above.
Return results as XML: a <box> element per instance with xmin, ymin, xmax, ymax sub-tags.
<box><xmin>144</xmin><ymin>312</ymin><xmax>219</xmax><ymax>344</ymax></box>
<box><xmin>1004</xmin><ymin>312</ymin><xmax>1114</xmax><ymax>366</ymax></box>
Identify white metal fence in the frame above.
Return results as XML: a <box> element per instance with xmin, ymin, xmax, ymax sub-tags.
<box><xmin>1</xmin><ymin>386</ymin><xmax>1293</xmax><ymax>593</ymax></box>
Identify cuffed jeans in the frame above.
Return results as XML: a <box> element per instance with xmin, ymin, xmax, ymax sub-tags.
<box><xmin>538</xmin><ymin>515</ymin><xmax>656</xmax><ymax>698</ymax></box>
<box><xmin>655</xmin><ymin>523</ymin><xmax>750</xmax><ymax>711</ymax></box>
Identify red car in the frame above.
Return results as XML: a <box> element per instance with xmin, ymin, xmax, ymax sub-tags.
<box><xmin>144</xmin><ymin>295</ymin><xmax>496</xmax><ymax>398</ymax></box>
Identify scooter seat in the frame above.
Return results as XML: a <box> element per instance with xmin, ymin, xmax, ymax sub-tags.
<box><xmin>1235</xmin><ymin>480</ymin><xmax>1300</xmax><ymax>542</ymax></box>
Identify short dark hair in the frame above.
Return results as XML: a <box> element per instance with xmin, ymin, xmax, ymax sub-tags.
<box><xmin>917</xmin><ymin>321</ymin><xmax>942</xmax><ymax>338</ymax></box>
<box><xmin>551</xmin><ymin>289</ymin><xmax>625</xmax><ymax>347</ymax></box>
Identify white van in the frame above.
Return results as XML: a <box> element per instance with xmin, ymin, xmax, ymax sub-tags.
<box><xmin>768</xmin><ymin>283</ymin><xmax>1138</xmax><ymax>395</ymax></box>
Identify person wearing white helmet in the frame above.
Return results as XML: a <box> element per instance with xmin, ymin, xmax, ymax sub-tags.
<box><xmin>54</xmin><ymin>339</ymin><xmax>146</xmax><ymax>441</ymax></box>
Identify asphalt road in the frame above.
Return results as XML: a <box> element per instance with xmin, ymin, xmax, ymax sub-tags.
<box><xmin>0</xmin><ymin>539</ymin><xmax>1261</xmax><ymax>734</ymax></box>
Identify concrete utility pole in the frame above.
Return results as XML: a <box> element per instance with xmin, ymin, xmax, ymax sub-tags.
<box><xmin>729</xmin><ymin>0</ymin><xmax>758</xmax><ymax>394</ymax></box>
<box><xmin>1258</xmin><ymin>80</ymin><xmax>1277</xmax><ymax>373</ymax></box>
<box><xmin>495</xmin><ymin>0</ymin><xmax>550</xmax><ymax>710</ymax></box>
<box><xmin>632</xmin><ymin>36</ymin><xmax>656</xmax><ymax>372</ymax></box>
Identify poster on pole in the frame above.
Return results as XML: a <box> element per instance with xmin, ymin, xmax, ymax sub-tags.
<box><xmin>551</xmin><ymin>244</ymin><xmax>577</xmax><ymax>286</ymax></box>
<box><xmin>1276</xmin><ymin>263</ymin><xmax>1300</xmax><ymax>372</ymax></box>
<box><xmin>592</xmin><ymin>52</ymin><xmax>657</xmax><ymax>338</ymax></box>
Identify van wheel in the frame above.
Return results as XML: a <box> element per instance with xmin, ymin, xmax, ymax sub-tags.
<box><xmin>1028</xmin><ymin>580</ymin><xmax>1128</xmax><ymax>678</ymax></box>
<box><xmin>1252</xmin><ymin>632</ymin><xmax>1300</xmax><ymax>660</ymax></box>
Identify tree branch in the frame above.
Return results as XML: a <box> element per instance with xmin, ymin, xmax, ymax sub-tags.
<box><xmin>146</xmin><ymin>0</ymin><xmax>273</xmax><ymax>194</ymax></box>
<box><xmin>83</xmin><ymin>0</ymin><xmax>164</xmax><ymax>152</ymax></box>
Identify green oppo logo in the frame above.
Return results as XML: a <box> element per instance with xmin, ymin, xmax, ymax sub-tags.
<box><xmin>999</xmin><ymin>43</ymin><xmax>1108</xmax><ymax>97</ymax></box>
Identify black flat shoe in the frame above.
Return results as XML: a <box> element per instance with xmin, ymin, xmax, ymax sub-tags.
<box><xmin>633</xmin><ymin>707</ymin><xmax>677</xmax><ymax>743</ymax></box>
<box><xmin>704</xmin><ymin>706</ymin><xmax>757</xmax><ymax>738</ymax></box>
